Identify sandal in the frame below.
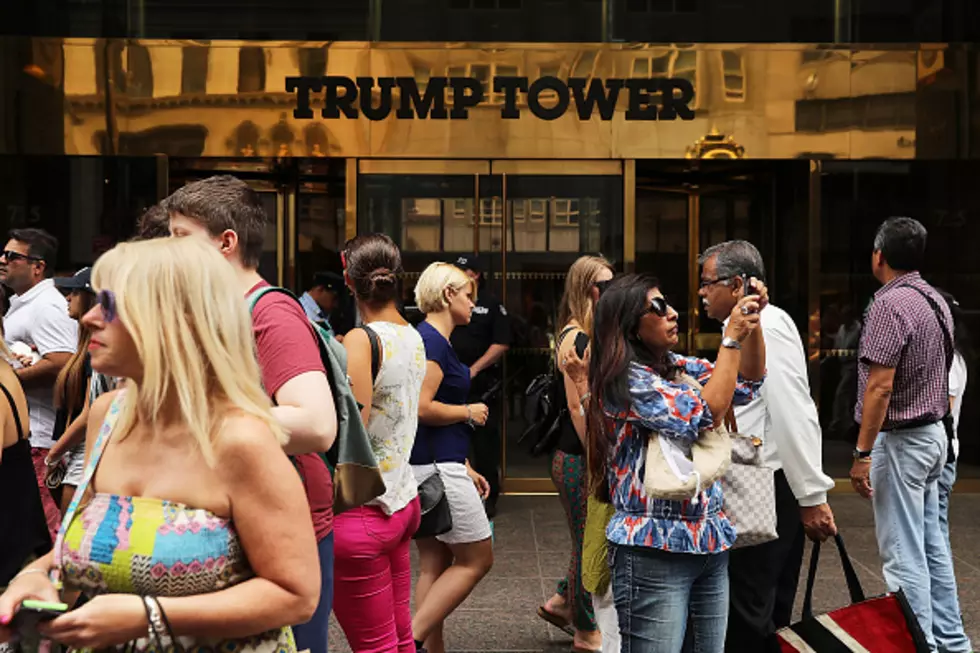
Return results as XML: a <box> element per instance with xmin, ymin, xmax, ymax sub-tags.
<box><xmin>536</xmin><ymin>605</ymin><xmax>575</xmax><ymax>637</ymax></box>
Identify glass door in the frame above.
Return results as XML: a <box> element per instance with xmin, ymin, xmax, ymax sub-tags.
<box><xmin>356</xmin><ymin>160</ymin><xmax>624</xmax><ymax>493</ymax></box>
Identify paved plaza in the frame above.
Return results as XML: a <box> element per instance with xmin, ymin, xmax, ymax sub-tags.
<box><xmin>330</xmin><ymin>493</ymin><xmax>980</xmax><ymax>653</ymax></box>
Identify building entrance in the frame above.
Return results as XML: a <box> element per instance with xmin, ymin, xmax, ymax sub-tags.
<box><xmin>357</xmin><ymin>159</ymin><xmax>624</xmax><ymax>491</ymax></box>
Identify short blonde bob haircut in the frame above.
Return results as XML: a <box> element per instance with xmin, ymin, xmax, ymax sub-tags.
<box><xmin>414</xmin><ymin>262</ymin><xmax>473</xmax><ymax>315</ymax></box>
<box><xmin>91</xmin><ymin>236</ymin><xmax>283</xmax><ymax>466</ymax></box>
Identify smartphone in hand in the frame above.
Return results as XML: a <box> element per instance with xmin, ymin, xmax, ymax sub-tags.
<box><xmin>9</xmin><ymin>600</ymin><xmax>69</xmax><ymax>634</ymax></box>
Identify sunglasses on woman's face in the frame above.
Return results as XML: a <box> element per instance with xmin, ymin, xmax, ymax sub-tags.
<box><xmin>96</xmin><ymin>289</ymin><xmax>118</xmax><ymax>322</ymax></box>
<box><xmin>646</xmin><ymin>296</ymin><xmax>670</xmax><ymax>318</ymax></box>
<box><xmin>594</xmin><ymin>279</ymin><xmax>612</xmax><ymax>296</ymax></box>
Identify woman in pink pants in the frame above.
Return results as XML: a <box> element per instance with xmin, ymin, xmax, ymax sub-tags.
<box><xmin>335</xmin><ymin>234</ymin><xmax>427</xmax><ymax>653</ymax></box>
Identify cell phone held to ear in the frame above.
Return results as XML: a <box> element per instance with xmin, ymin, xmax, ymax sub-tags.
<box><xmin>9</xmin><ymin>600</ymin><xmax>69</xmax><ymax>633</ymax></box>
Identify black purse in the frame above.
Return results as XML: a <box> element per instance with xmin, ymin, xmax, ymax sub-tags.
<box><xmin>413</xmin><ymin>433</ymin><xmax>453</xmax><ymax>540</ymax></box>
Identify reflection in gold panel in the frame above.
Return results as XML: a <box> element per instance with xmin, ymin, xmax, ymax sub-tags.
<box><xmin>2</xmin><ymin>38</ymin><xmax>935</xmax><ymax>159</ymax></box>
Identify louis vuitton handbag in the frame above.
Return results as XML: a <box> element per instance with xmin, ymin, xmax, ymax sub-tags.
<box><xmin>720</xmin><ymin>410</ymin><xmax>778</xmax><ymax>548</ymax></box>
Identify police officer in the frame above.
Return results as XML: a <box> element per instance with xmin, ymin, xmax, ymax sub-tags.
<box><xmin>300</xmin><ymin>271</ymin><xmax>348</xmax><ymax>339</ymax></box>
<box><xmin>451</xmin><ymin>254</ymin><xmax>512</xmax><ymax>518</ymax></box>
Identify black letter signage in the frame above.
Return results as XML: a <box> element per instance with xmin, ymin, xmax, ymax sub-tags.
<box><xmin>287</xmin><ymin>75</ymin><xmax>695</xmax><ymax>121</ymax></box>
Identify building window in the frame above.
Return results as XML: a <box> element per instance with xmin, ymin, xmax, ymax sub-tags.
<box><xmin>298</xmin><ymin>48</ymin><xmax>327</xmax><ymax>78</ymax></box>
<box><xmin>126</xmin><ymin>44</ymin><xmax>154</xmax><ymax>98</ymax></box>
<box><xmin>719</xmin><ymin>50</ymin><xmax>745</xmax><ymax>101</ymax></box>
<box><xmin>628</xmin><ymin>0</ymin><xmax>698</xmax><ymax>12</ymax></box>
<box><xmin>238</xmin><ymin>47</ymin><xmax>266</xmax><ymax>93</ymax></box>
<box><xmin>629</xmin><ymin>46</ymin><xmax>700</xmax><ymax>109</ymax></box>
<box><xmin>795</xmin><ymin>92</ymin><xmax>916</xmax><ymax>132</ymax></box>
<box><xmin>450</xmin><ymin>0</ymin><xmax>522</xmax><ymax>8</ymax></box>
<box><xmin>181</xmin><ymin>47</ymin><xmax>209</xmax><ymax>95</ymax></box>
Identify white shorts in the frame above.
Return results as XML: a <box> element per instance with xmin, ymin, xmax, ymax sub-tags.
<box><xmin>62</xmin><ymin>443</ymin><xmax>86</xmax><ymax>487</ymax></box>
<box><xmin>412</xmin><ymin>462</ymin><xmax>492</xmax><ymax>545</ymax></box>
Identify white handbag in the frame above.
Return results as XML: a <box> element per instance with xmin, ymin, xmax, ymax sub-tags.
<box><xmin>721</xmin><ymin>411</ymin><xmax>778</xmax><ymax>548</ymax></box>
<box><xmin>643</xmin><ymin>373</ymin><xmax>732</xmax><ymax>501</ymax></box>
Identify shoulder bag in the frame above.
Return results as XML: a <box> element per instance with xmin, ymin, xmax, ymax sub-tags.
<box><xmin>719</xmin><ymin>409</ymin><xmax>778</xmax><ymax>548</ymax></box>
<box><xmin>642</xmin><ymin>372</ymin><xmax>732</xmax><ymax>500</ymax></box>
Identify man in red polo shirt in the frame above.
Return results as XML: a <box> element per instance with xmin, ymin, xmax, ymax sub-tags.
<box><xmin>165</xmin><ymin>175</ymin><xmax>338</xmax><ymax>653</ymax></box>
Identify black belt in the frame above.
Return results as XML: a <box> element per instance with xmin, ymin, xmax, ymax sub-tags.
<box><xmin>882</xmin><ymin>416</ymin><xmax>942</xmax><ymax>432</ymax></box>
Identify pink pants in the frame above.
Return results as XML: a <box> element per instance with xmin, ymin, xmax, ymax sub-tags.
<box><xmin>333</xmin><ymin>497</ymin><xmax>421</xmax><ymax>653</ymax></box>
<box><xmin>31</xmin><ymin>447</ymin><xmax>62</xmax><ymax>542</ymax></box>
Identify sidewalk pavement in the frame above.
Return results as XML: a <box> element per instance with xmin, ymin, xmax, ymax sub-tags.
<box><xmin>330</xmin><ymin>493</ymin><xmax>979</xmax><ymax>652</ymax></box>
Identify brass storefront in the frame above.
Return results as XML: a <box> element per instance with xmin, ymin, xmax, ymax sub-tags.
<box><xmin>6</xmin><ymin>38</ymin><xmax>978</xmax><ymax>492</ymax></box>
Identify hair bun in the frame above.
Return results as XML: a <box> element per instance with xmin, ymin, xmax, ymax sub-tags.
<box><xmin>368</xmin><ymin>268</ymin><xmax>397</xmax><ymax>289</ymax></box>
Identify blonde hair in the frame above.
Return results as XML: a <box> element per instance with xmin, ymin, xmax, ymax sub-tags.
<box><xmin>558</xmin><ymin>255</ymin><xmax>614</xmax><ymax>337</ymax></box>
<box><xmin>91</xmin><ymin>237</ymin><xmax>283</xmax><ymax>466</ymax></box>
<box><xmin>414</xmin><ymin>262</ymin><xmax>473</xmax><ymax>315</ymax></box>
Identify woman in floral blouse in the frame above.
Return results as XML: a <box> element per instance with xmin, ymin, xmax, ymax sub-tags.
<box><xmin>577</xmin><ymin>274</ymin><xmax>766</xmax><ymax>653</ymax></box>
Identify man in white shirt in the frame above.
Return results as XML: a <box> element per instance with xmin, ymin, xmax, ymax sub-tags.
<box><xmin>0</xmin><ymin>228</ymin><xmax>79</xmax><ymax>541</ymax></box>
<box><xmin>699</xmin><ymin>240</ymin><xmax>837</xmax><ymax>652</ymax></box>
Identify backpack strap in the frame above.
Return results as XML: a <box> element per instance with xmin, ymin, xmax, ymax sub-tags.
<box><xmin>357</xmin><ymin>325</ymin><xmax>382</xmax><ymax>383</ymax></box>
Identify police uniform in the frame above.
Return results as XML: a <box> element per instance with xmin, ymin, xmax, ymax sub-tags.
<box><xmin>450</xmin><ymin>255</ymin><xmax>512</xmax><ymax>514</ymax></box>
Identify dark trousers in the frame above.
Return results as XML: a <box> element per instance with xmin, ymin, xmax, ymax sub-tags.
<box><xmin>469</xmin><ymin>381</ymin><xmax>502</xmax><ymax>504</ymax></box>
<box><xmin>293</xmin><ymin>531</ymin><xmax>334</xmax><ymax>653</ymax></box>
<box><xmin>725</xmin><ymin>469</ymin><xmax>806</xmax><ymax>653</ymax></box>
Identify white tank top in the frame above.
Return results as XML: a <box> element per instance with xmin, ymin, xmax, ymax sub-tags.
<box><xmin>362</xmin><ymin>322</ymin><xmax>427</xmax><ymax>514</ymax></box>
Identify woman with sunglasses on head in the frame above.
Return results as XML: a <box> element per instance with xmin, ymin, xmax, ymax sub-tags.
<box><xmin>538</xmin><ymin>256</ymin><xmax>613</xmax><ymax>653</ymax></box>
<box><xmin>333</xmin><ymin>234</ymin><xmax>427</xmax><ymax>653</ymax></box>
<box><xmin>0</xmin><ymin>237</ymin><xmax>320</xmax><ymax>652</ymax></box>
<box><xmin>577</xmin><ymin>274</ymin><xmax>766</xmax><ymax>653</ymax></box>
<box><xmin>410</xmin><ymin>262</ymin><xmax>494</xmax><ymax>653</ymax></box>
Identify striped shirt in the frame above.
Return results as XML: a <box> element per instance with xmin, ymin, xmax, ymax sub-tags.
<box><xmin>855</xmin><ymin>272</ymin><xmax>952</xmax><ymax>430</ymax></box>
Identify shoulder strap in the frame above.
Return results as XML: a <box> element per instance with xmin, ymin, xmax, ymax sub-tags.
<box><xmin>0</xmin><ymin>382</ymin><xmax>26</xmax><ymax>441</ymax></box>
<box><xmin>50</xmin><ymin>391</ymin><xmax>127</xmax><ymax>588</ymax></box>
<box><xmin>901</xmin><ymin>284</ymin><xmax>954</xmax><ymax>371</ymax></box>
<box><xmin>358</xmin><ymin>325</ymin><xmax>382</xmax><ymax>383</ymax></box>
<box><xmin>246</xmin><ymin>285</ymin><xmax>299</xmax><ymax>314</ymax></box>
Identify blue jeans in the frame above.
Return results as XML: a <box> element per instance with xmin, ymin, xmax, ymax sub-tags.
<box><xmin>871</xmin><ymin>425</ymin><xmax>971</xmax><ymax>653</ymax></box>
<box><xmin>611</xmin><ymin>544</ymin><xmax>729</xmax><ymax>653</ymax></box>
<box><xmin>937</xmin><ymin>459</ymin><xmax>956</xmax><ymax>543</ymax></box>
<box><xmin>293</xmin><ymin>532</ymin><xmax>335</xmax><ymax>653</ymax></box>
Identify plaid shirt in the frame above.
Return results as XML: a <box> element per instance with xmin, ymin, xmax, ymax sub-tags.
<box><xmin>855</xmin><ymin>272</ymin><xmax>952</xmax><ymax>430</ymax></box>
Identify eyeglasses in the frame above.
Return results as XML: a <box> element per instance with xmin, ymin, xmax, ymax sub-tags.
<box><xmin>699</xmin><ymin>276</ymin><xmax>733</xmax><ymax>289</ymax></box>
<box><xmin>0</xmin><ymin>250</ymin><xmax>42</xmax><ymax>263</ymax></box>
<box><xmin>594</xmin><ymin>279</ymin><xmax>612</xmax><ymax>296</ymax></box>
<box><xmin>646</xmin><ymin>296</ymin><xmax>670</xmax><ymax>317</ymax></box>
<box><xmin>96</xmin><ymin>289</ymin><xmax>118</xmax><ymax>322</ymax></box>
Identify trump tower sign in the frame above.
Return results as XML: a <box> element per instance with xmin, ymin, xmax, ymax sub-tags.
<box><xmin>286</xmin><ymin>75</ymin><xmax>696</xmax><ymax>121</ymax></box>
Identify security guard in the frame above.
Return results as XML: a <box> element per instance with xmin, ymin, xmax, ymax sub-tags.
<box><xmin>299</xmin><ymin>271</ymin><xmax>347</xmax><ymax>339</ymax></box>
<box><xmin>451</xmin><ymin>254</ymin><xmax>512</xmax><ymax>517</ymax></box>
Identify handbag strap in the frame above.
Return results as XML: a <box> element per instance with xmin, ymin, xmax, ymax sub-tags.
<box><xmin>801</xmin><ymin>533</ymin><xmax>866</xmax><ymax>620</ymax></box>
<box><xmin>678</xmin><ymin>372</ymin><xmax>739</xmax><ymax>432</ymax></box>
<box><xmin>50</xmin><ymin>391</ymin><xmax>127</xmax><ymax>588</ymax></box>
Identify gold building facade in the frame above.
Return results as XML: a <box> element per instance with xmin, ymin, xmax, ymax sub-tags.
<box><xmin>3</xmin><ymin>37</ymin><xmax>978</xmax><ymax>491</ymax></box>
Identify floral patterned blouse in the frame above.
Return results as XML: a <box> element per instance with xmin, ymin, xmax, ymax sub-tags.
<box><xmin>604</xmin><ymin>355</ymin><xmax>763</xmax><ymax>554</ymax></box>
<box><xmin>363</xmin><ymin>322</ymin><xmax>427</xmax><ymax>515</ymax></box>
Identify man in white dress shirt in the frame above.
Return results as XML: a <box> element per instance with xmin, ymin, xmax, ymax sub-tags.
<box><xmin>698</xmin><ymin>241</ymin><xmax>838</xmax><ymax>652</ymax></box>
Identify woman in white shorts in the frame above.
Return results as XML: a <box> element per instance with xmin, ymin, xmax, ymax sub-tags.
<box><xmin>410</xmin><ymin>262</ymin><xmax>494</xmax><ymax>653</ymax></box>
<box><xmin>45</xmin><ymin>268</ymin><xmax>98</xmax><ymax>511</ymax></box>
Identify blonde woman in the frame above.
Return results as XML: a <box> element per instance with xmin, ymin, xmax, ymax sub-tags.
<box><xmin>0</xmin><ymin>307</ymin><xmax>51</xmax><ymax>588</ymax></box>
<box><xmin>538</xmin><ymin>256</ymin><xmax>613</xmax><ymax>653</ymax></box>
<box><xmin>0</xmin><ymin>237</ymin><xmax>319</xmax><ymax>652</ymax></box>
<box><xmin>410</xmin><ymin>262</ymin><xmax>494</xmax><ymax>653</ymax></box>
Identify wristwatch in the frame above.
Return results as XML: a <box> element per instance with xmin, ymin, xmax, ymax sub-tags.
<box><xmin>720</xmin><ymin>336</ymin><xmax>741</xmax><ymax>351</ymax></box>
<box><xmin>852</xmin><ymin>448</ymin><xmax>872</xmax><ymax>460</ymax></box>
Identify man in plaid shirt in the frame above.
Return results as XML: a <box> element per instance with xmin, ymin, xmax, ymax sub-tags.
<box><xmin>851</xmin><ymin>217</ymin><xmax>971</xmax><ymax>653</ymax></box>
